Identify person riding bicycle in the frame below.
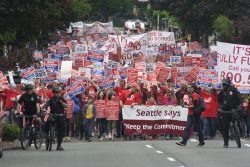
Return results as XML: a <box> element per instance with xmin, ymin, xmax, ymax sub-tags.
<box><xmin>217</xmin><ymin>77</ymin><xmax>243</xmax><ymax>148</ymax></box>
<box><xmin>16</xmin><ymin>84</ymin><xmax>41</xmax><ymax>121</ymax></box>
<box><xmin>44</xmin><ymin>87</ymin><xmax>68</xmax><ymax>151</ymax></box>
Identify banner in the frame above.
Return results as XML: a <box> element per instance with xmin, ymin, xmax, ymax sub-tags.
<box><xmin>122</xmin><ymin>105</ymin><xmax>188</xmax><ymax>135</ymax></box>
<box><xmin>217</xmin><ymin>41</ymin><xmax>250</xmax><ymax>93</ymax></box>
<box><xmin>95</xmin><ymin>100</ymin><xmax>106</xmax><ymax>119</ymax></box>
<box><xmin>147</xmin><ymin>31</ymin><xmax>175</xmax><ymax>45</ymax></box>
<box><xmin>83</xmin><ymin>21</ymin><xmax>113</xmax><ymax>34</ymax></box>
<box><xmin>106</xmin><ymin>101</ymin><xmax>119</xmax><ymax>120</ymax></box>
<box><xmin>97</xmin><ymin>75</ymin><xmax>116</xmax><ymax>90</ymax></box>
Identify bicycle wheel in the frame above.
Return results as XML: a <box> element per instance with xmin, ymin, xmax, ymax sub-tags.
<box><xmin>233</xmin><ymin>122</ymin><xmax>241</xmax><ymax>148</ymax></box>
<box><xmin>49</xmin><ymin>126</ymin><xmax>55</xmax><ymax>151</ymax></box>
<box><xmin>34</xmin><ymin>127</ymin><xmax>43</xmax><ymax>150</ymax></box>
<box><xmin>20</xmin><ymin>128</ymin><xmax>30</xmax><ymax>150</ymax></box>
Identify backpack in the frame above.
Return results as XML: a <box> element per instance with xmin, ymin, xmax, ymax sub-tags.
<box><xmin>198</xmin><ymin>95</ymin><xmax>206</xmax><ymax>112</ymax></box>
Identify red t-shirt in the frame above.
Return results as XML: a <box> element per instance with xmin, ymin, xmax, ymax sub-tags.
<box><xmin>200</xmin><ymin>89</ymin><xmax>218</xmax><ymax>118</ymax></box>
<box><xmin>115</xmin><ymin>87</ymin><xmax>125</xmax><ymax>101</ymax></box>
<box><xmin>5</xmin><ymin>89</ymin><xmax>20</xmax><ymax>109</ymax></box>
<box><xmin>188</xmin><ymin>92</ymin><xmax>199</xmax><ymax>115</ymax></box>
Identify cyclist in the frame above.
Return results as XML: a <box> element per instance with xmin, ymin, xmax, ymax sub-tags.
<box><xmin>217</xmin><ymin>78</ymin><xmax>242</xmax><ymax>148</ymax></box>
<box><xmin>44</xmin><ymin>87</ymin><xmax>68</xmax><ymax>151</ymax></box>
<box><xmin>16</xmin><ymin>84</ymin><xmax>40</xmax><ymax>117</ymax></box>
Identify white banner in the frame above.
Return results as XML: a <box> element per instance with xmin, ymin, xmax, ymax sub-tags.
<box><xmin>217</xmin><ymin>41</ymin><xmax>250</xmax><ymax>93</ymax></box>
<box><xmin>83</xmin><ymin>21</ymin><xmax>113</xmax><ymax>34</ymax></box>
<box><xmin>122</xmin><ymin>105</ymin><xmax>188</xmax><ymax>121</ymax></box>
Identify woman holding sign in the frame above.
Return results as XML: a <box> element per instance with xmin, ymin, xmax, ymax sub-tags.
<box><xmin>95</xmin><ymin>90</ymin><xmax>107</xmax><ymax>140</ymax></box>
<box><xmin>106</xmin><ymin>91</ymin><xmax>122</xmax><ymax>140</ymax></box>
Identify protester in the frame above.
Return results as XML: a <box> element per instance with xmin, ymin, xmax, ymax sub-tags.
<box><xmin>200</xmin><ymin>87</ymin><xmax>218</xmax><ymax>140</ymax></box>
<box><xmin>83</xmin><ymin>96</ymin><xmax>96</xmax><ymax>142</ymax></box>
<box><xmin>176</xmin><ymin>83</ymin><xmax>205</xmax><ymax>147</ymax></box>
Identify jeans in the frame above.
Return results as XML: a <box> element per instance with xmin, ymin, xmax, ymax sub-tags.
<box><xmin>182</xmin><ymin>114</ymin><xmax>204</xmax><ymax>144</ymax></box>
<box><xmin>85</xmin><ymin>118</ymin><xmax>94</xmax><ymax>138</ymax></box>
<box><xmin>97</xmin><ymin>118</ymin><xmax>107</xmax><ymax>136</ymax></box>
<box><xmin>203</xmin><ymin>118</ymin><xmax>216</xmax><ymax>138</ymax></box>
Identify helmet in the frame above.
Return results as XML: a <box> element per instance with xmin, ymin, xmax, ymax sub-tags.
<box><xmin>25</xmin><ymin>84</ymin><xmax>33</xmax><ymax>90</ymax></box>
<box><xmin>52</xmin><ymin>87</ymin><xmax>60</xmax><ymax>93</ymax></box>
<box><xmin>221</xmin><ymin>78</ymin><xmax>231</xmax><ymax>87</ymax></box>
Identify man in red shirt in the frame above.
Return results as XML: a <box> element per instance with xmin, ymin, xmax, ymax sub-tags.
<box><xmin>176</xmin><ymin>84</ymin><xmax>205</xmax><ymax>146</ymax></box>
<box><xmin>4</xmin><ymin>83</ymin><xmax>20</xmax><ymax>123</ymax></box>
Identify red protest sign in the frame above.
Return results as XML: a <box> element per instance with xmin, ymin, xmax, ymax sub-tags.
<box><xmin>74</xmin><ymin>57</ymin><xmax>84</xmax><ymax>70</ymax></box>
<box><xmin>184</xmin><ymin>66</ymin><xmax>199</xmax><ymax>84</ymax></box>
<box><xmin>127</xmin><ymin>68</ymin><xmax>138</xmax><ymax>86</ymax></box>
<box><xmin>156</xmin><ymin>67</ymin><xmax>170</xmax><ymax>83</ymax></box>
<box><xmin>106</xmin><ymin>101</ymin><xmax>119</xmax><ymax>120</ymax></box>
<box><xmin>66</xmin><ymin>100</ymin><xmax>74</xmax><ymax>119</ymax></box>
<box><xmin>95</xmin><ymin>100</ymin><xmax>106</xmax><ymax>118</ymax></box>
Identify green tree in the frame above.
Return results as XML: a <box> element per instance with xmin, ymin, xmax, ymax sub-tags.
<box><xmin>213</xmin><ymin>15</ymin><xmax>235</xmax><ymax>42</ymax></box>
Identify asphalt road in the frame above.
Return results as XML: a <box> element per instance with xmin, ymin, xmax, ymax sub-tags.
<box><xmin>1</xmin><ymin>138</ymin><xmax>250</xmax><ymax>167</ymax></box>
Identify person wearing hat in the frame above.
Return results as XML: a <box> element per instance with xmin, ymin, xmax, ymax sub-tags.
<box><xmin>17</xmin><ymin>84</ymin><xmax>40</xmax><ymax>117</ymax></box>
<box><xmin>176</xmin><ymin>83</ymin><xmax>205</xmax><ymax>147</ymax></box>
<box><xmin>44</xmin><ymin>87</ymin><xmax>68</xmax><ymax>150</ymax></box>
<box><xmin>4</xmin><ymin>83</ymin><xmax>20</xmax><ymax>123</ymax></box>
<box><xmin>46</xmin><ymin>80</ymin><xmax>61</xmax><ymax>99</ymax></box>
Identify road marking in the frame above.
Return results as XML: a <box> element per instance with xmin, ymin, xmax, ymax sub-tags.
<box><xmin>156</xmin><ymin>150</ymin><xmax>163</xmax><ymax>154</ymax></box>
<box><xmin>166</xmin><ymin>157</ymin><xmax>176</xmax><ymax>161</ymax></box>
<box><xmin>190</xmin><ymin>138</ymin><xmax>198</xmax><ymax>142</ymax></box>
<box><xmin>145</xmin><ymin>145</ymin><xmax>153</xmax><ymax>148</ymax></box>
<box><xmin>244</xmin><ymin>144</ymin><xmax>250</xmax><ymax>147</ymax></box>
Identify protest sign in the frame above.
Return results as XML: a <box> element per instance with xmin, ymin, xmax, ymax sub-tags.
<box><xmin>148</xmin><ymin>31</ymin><xmax>175</xmax><ymax>45</ymax></box>
<box><xmin>61</xmin><ymin>61</ymin><xmax>73</xmax><ymax>79</ymax></box>
<box><xmin>65</xmin><ymin>81</ymin><xmax>85</xmax><ymax>98</ymax></box>
<box><xmin>44</xmin><ymin>59</ymin><xmax>60</xmax><ymax>71</ymax></box>
<box><xmin>35</xmin><ymin>68</ymin><xmax>47</xmax><ymax>78</ymax></box>
<box><xmin>87</xmin><ymin>50</ymin><xmax>105</xmax><ymax>62</ymax></box>
<box><xmin>217</xmin><ymin>41</ymin><xmax>250</xmax><ymax>93</ymax></box>
<box><xmin>21</xmin><ymin>67</ymin><xmax>36</xmax><ymax>80</ymax></box>
<box><xmin>82</xmin><ymin>21</ymin><xmax>113</xmax><ymax>34</ymax></box>
<box><xmin>106</xmin><ymin>101</ymin><xmax>119</xmax><ymax>120</ymax></box>
<box><xmin>122</xmin><ymin>105</ymin><xmax>188</xmax><ymax>136</ymax></box>
<box><xmin>156</xmin><ymin>67</ymin><xmax>170</xmax><ymax>83</ymax></box>
<box><xmin>97</xmin><ymin>75</ymin><xmax>116</xmax><ymax>90</ymax></box>
<box><xmin>127</xmin><ymin>68</ymin><xmax>138</xmax><ymax>86</ymax></box>
<box><xmin>95</xmin><ymin>100</ymin><xmax>106</xmax><ymax>119</ymax></box>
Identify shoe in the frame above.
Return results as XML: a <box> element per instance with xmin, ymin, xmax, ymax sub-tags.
<box><xmin>197</xmin><ymin>142</ymin><xmax>205</xmax><ymax>146</ymax></box>
<box><xmin>100</xmin><ymin>137</ymin><xmax>103</xmax><ymax>141</ymax></box>
<box><xmin>176</xmin><ymin>141</ymin><xmax>186</xmax><ymax>146</ymax></box>
<box><xmin>56</xmin><ymin>146</ymin><xmax>64</xmax><ymax>151</ymax></box>
<box><xmin>223</xmin><ymin>144</ymin><xmax>228</xmax><ymax>148</ymax></box>
<box><xmin>165</xmin><ymin>135</ymin><xmax>170</xmax><ymax>140</ymax></box>
<box><xmin>63</xmin><ymin>137</ymin><xmax>67</xmax><ymax>142</ymax></box>
<box><xmin>88</xmin><ymin>138</ymin><xmax>92</xmax><ymax>142</ymax></box>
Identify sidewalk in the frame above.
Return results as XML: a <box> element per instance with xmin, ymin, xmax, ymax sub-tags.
<box><xmin>3</xmin><ymin>140</ymin><xmax>20</xmax><ymax>150</ymax></box>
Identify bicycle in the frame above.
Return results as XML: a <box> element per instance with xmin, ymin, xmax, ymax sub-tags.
<box><xmin>17</xmin><ymin>113</ymin><xmax>43</xmax><ymax>150</ymax></box>
<box><xmin>0</xmin><ymin>112</ymin><xmax>7</xmax><ymax>158</ymax></box>
<box><xmin>45</xmin><ymin>113</ymin><xmax>66</xmax><ymax>151</ymax></box>
<box><xmin>218</xmin><ymin>108</ymin><xmax>241</xmax><ymax>148</ymax></box>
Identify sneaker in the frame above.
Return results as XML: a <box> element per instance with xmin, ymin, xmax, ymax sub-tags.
<box><xmin>223</xmin><ymin>144</ymin><xmax>228</xmax><ymax>148</ymax></box>
<box><xmin>67</xmin><ymin>137</ymin><xmax>71</xmax><ymax>142</ymax></box>
<box><xmin>197</xmin><ymin>142</ymin><xmax>205</xmax><ymax>146</ymax></box>
<box><xmin>63</xmin><ymin>137</ymin><xmax>67</xmax><ymax>142</ymax></box>
<box><xmin>88</xmin><ymin>138</ymin><xmax>92</xmax><ymax>142</ymax></box>
<box><xmin>176</xmin><ymin>141</ymin><xmax>186</xmax><ymax>146</ymax></box>
<box><xmin>100</xmin><ymin>137</ymin><xmax>103</xmax><ymax>141</ymax></box>
<box><xmin>56</xmin><ymin>146</ymin><xmax>64</xmax><ymax>151</ymax></box>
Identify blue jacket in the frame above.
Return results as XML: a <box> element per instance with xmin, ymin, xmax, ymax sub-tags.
<box><xmin>82</xmin><ymin>103</ymin><xmax>96</xmax><ymax>119</ymax></box>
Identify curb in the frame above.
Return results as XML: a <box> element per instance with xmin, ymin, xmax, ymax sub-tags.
<box><xmin>3</xmin><ymin>146</ymin><xmax>21</xmax><ymax>151</ymax></box>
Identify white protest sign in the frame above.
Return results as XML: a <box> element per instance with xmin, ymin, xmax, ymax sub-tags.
<box><xmin>8</xmin><ymin>71</ymin><xmax>15</xmax><ymax>84</ymax></box>
<box><xmin>61</xmin><ymin>61</ymin><xmax>73</xmax><ymax>79</ymax></box>
<box><xmin>217</xmin><ymin>41</ymin><xmax>250</xmax><ymax>93</ymax></box>
<box><xmin>147</xmin><ymin>31</ymin><xmax>175</xmax><ymax>45</ymax></box>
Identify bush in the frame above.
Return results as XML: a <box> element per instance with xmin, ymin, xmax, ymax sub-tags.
<box><xmin>2</xmin><ymin>123</ymin><xmax>20</xmax><ymax>142</ymax></box>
